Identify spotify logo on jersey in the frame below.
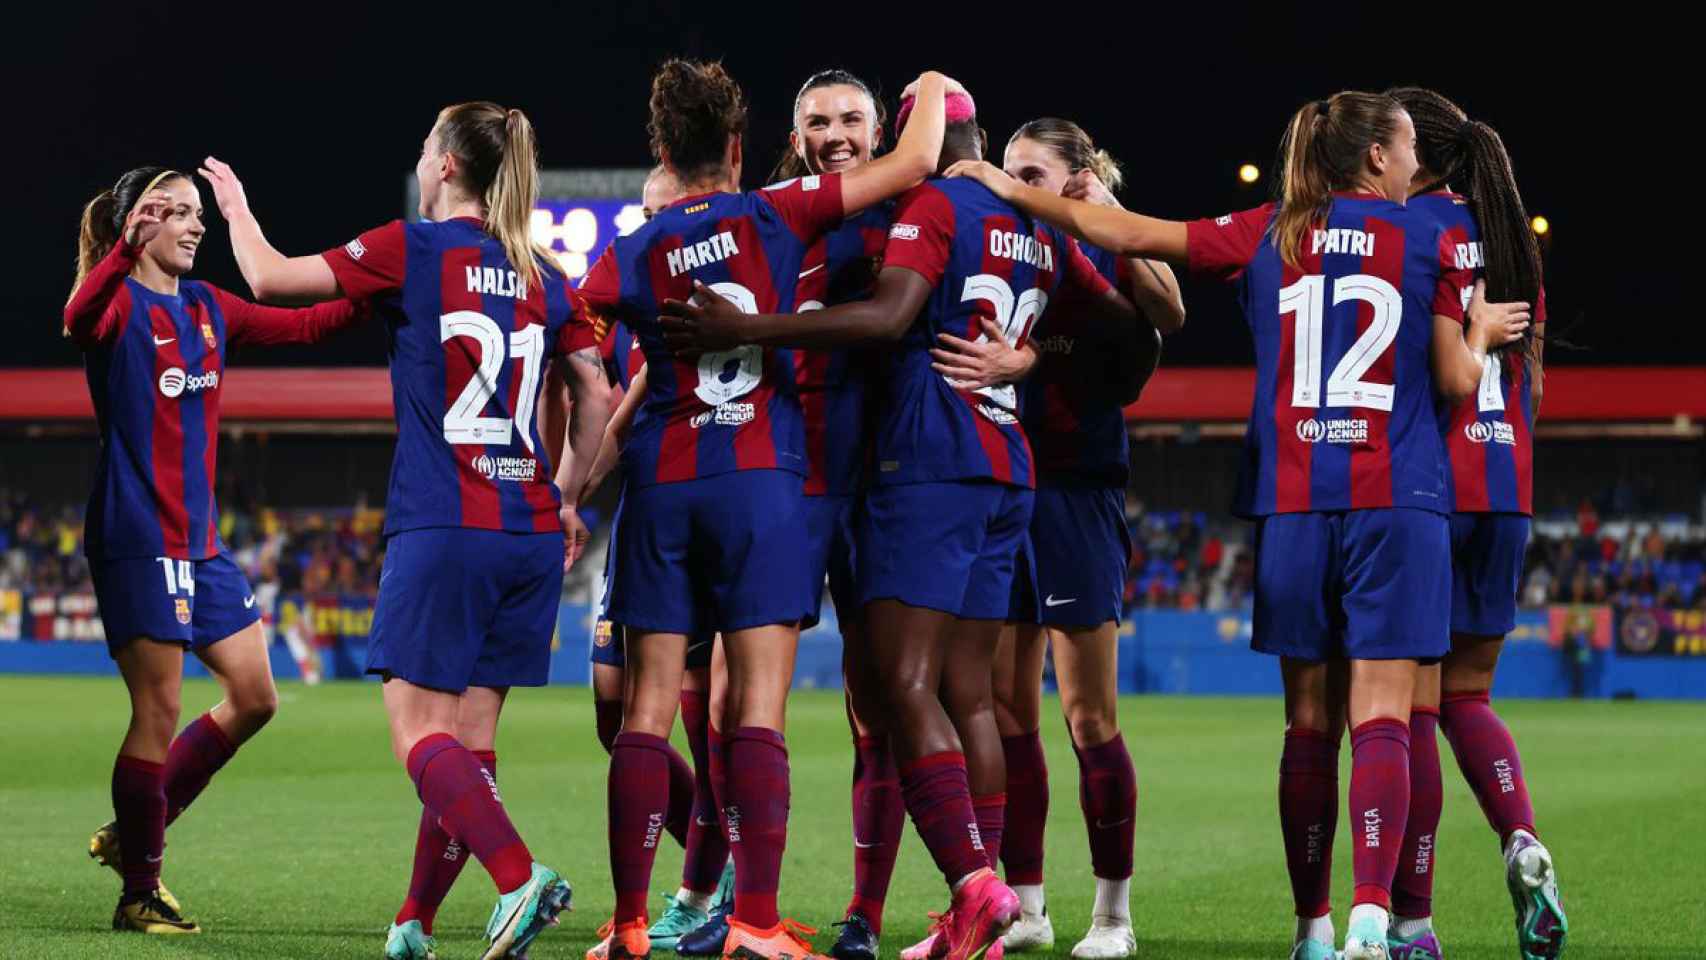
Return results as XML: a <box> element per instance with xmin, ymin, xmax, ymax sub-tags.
<box><xmin>158</xmin><ymin>367</ymin><xmax>219</xmax><ymax>399</ymax></box>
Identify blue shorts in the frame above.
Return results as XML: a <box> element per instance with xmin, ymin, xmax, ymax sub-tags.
<box><xmin>92</xmin><ymin>549</ymin><xmax>260</xmax><ymax>656</ymax></box>
<box><xmin>592</xmin><ymin>487</ymin><xmax>714</xmax><ymax>669</ymax></box>
<box><xmin>590</xmin><ymin>619</ymin><xmax>716</xmax><ymax>670</ymax></box>
<box><xmin>1009</xmin><ymin>485</ymin><xmax>1131</xmax><ymax>628</ymax></box>
<box><xmin>367</xmin><ymin>528</ymin><xmax>564</xmax><ymax>693</ymax></box>
<box><xmin>1450</xmin><ymin>513</ymin><xmax>1530</xmax><ymax>637</ymax></box>
<box><xmin>802</xmin><ymin>493</ymin><xmax>858</xmax><ymax>629</ymax></box>
<box><xmin>1252</xmin><ymin>508</ymin><xmax>1450</xmax><ymax>662</ymax></box>
<box><xmin>608</xmin><ymin>469</ymin><xmax>812</xmax><ymax>635</ymax></box>
<box><xmin>859</xmin><ymin>481</ymin><xmax>1034</xmax><ymax>621</ymax></box>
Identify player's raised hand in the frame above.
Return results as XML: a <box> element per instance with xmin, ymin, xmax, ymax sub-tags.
<box><xmin>944</xmin><ymin>160</ymin><xmax>1016</xmax><ymax>199</ymax></box>
<box><xmin>659</xmin><ymin>280</ymin><xmax>746</xmax><ymax>355</ymax></box>
<box><xmin>931</xmin><ymin>318</ymin><xmax>1038</xmax><ymax>389</ymax></box>
<box><xmin>1062</xmin><ymin>169</ymin><xmax>1121</xmax><ymax>209</ymax></box>
<box><xmin>560</xmin><ymin>504</ymin><xmax>591</xmax><ymax>573</ymax></box>
<box><xmin>1466</xmin><ymin>278</ymin><xmax>1531</xmax><ymax>350</ymax></box>
<box><xmin>122</xmin><ymin>190</ymin><xmax>174</xmax><ymax>248</ymax></box>
<box><xmin>196</xmin><ymin>156</ymin><xmax>251</xmax><ymax>220</ymax></box>
<box><xmin>901</xmin><ymin>71</ymin><xmax>968</xmax><ymax>100</ymax></box>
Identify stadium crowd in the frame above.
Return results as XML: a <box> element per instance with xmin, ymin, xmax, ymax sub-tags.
<box><xmin>6</xmin><ymin>486</ymin><xmax>1703</xmax><ymax>618</ymax></box>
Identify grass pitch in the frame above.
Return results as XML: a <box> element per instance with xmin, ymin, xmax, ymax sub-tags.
<box><xmin>1</xmin><ymin>675</ymin><xmax>1702</xmax><ymax>959</ymax></box>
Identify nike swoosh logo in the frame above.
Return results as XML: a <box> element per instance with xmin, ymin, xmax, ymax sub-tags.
<box><xmin>853</xmin><ymin>839</ymin><xmax>881</xmax><ymax>849</ymax></box>
<box><xmin>152</xmin><ymin>336</ymin><xmax>175</xmax><ymax>347</ymax></box>
<box><xmin>695</xmin><ymin>816</ymin><xmax>717</xmax><ymax>827</ymax></box>
<box><xmin>243</xmin><ymin>595</ymin><xmax>256</xmax><ymax>609</ymax></box>
<box><xmin>1095</xmin><ymin>817</ymin><xmax>1132</xmax><ymax>829</ymax></box>
<box><xmin>1044</xmin><ymin>595</ymin><xmax>1076</xmax><ymax>607</ymax></box>
<box><xmin>144</xmin><ymin>854</ymin><xmax>163</xmax><ymax>863</ymax></box>
<box><xmin>797</xmin><ymin>263</ymin><xmax>825</xmax><ymax>279</ymax></box>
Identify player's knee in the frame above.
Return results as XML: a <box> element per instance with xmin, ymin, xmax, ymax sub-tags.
<box><xmin>1066</xmin><ymin>706</ymin><xmax>1119</xmax><ymax>748</ymax></box>
<box><xmin>234</xmin><ymin>683</ymin><xmax>279</xmax><ymax>728</ymax></box>
<box><xmin>133</xmin><ymin>686</ymin><xmax>182</xmax><ymax>739</ymax></box>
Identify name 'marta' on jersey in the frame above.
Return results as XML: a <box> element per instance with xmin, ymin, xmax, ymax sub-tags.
<box><xmin>1020</xmin><ymin>242</ymin><xmax>1133</xmax><ymax>487</ymax></box>
<box><xmin>66</xmin><ymin>239</ymin><xmax>364</xmax><ymax>561</ymax></box>
<box><xmin>321</xmin><ymin>217</ymin><xmax>598</xmax><ymax>536</ymax></box>
<box><xmin>1411</xmin><ymin>190</ymin><xmax>1537</xmax><ymax>515</ymax></box>
<box><xmin>875</xmin><ymin>177</ymin><xmax>1113</xmax><ymax>488</ymax></box>
<box><xmin>577</xmin><ymin>173</ymin><xmax>847</xmax><ymax>487</ymax></box>
<box><xmin>1186</xmin><ymin>194</ymin><xmax>1472</xmax><ymax>517</ymax></box>
<box><xmin>793</xmin><ymin>203</ymin><xmax>891</xmax><ymax>496</ymax></box>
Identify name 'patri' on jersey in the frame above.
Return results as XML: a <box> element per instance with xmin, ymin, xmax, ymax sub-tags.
<box><xmin>1411</xmin><ymin>190</ymin><xmax>1537</xmax><ymax>515</ymax></box>
<box><xmin>876</xmin><ymin>177</ymin><xmax>1114</xmax><ymax>488</ymax></box>
<box><xmin>1186</xmin><ymin>193</ymin><xmax>1472</xmax><ymax>517</ymax></box>
<box><xmin>576</xmin><ymin>173</ymin><xmax>847</xmax><ymax>487</ymax></box>
<box><xmin>322</xmin><ymin>217</ymin><xmax>598</xmax><ymax>536</ymax></box>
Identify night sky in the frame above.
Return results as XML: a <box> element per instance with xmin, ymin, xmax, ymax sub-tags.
<box><xmin>15</xmin><ymin>4</ymin><xmax>1684</xmax><ymax>368</ymax></box>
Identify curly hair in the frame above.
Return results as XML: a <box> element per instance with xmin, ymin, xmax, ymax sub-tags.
<box><xmin>649</xmin><ymin>59</ymin><xmax>748</xmax><ymax>186</ymax></box>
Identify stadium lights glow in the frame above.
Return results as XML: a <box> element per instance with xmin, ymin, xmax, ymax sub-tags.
<box><xmin>1238</xmin><ymin>164</ymin><xmax>1260</xmax><ymax>184</ymax></box>
<box><xmin>1531</xmin><ymin>215</ymin><xmax>1550</xmax><ymax>236</ymax></box>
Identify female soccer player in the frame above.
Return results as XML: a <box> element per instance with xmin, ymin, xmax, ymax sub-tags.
<box><xmin>661</xmin><ymin>87</ymin><xmax>1141</xmax><ymax>960</ymax></box>
<box><xmin>574</xmin><ymin>61</ymin><xmax>954</xmax><ymax>960</ymax></box>
<box><xmin>1381</xmin><ymin>86</ymin><xmax>1565</xmax><ymax>960</ymax></box>
<box><xmin>65</xmin><ymin>166</ymin><xmax>365</xmax><ymax>934</ymax></box>
<box><xmin>945</xmin><ymin>91</ymin><xmax>1530</xmax><ymax>960</ymax></box>
<box><xmin>978</xmin><ymin>118</ymin><xmax>1180</xmax><ymax>960</ymax></box>
<box><xmin>198</xmin><ymin>101</ymin><xmax>609</xmax><ymax>960</ymax></box>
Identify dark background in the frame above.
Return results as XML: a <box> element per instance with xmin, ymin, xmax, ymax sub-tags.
<box><xmin>13</xmin><ymin>4</ymin><xmax>1687</xmax><ymax>368</ymax></box>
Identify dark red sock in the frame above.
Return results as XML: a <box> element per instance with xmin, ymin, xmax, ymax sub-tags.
<box><xmin>847</xmin><ymin>735</ymin><xmax>905</xmax><ymax>932</ymax></box>
<box><xmin>1349</xmin><ymin>718</ymin><xmax>1411</xmax><ymax>910</ymax></box>
<box><xmin>162</xmin><ymin>713</ymin><xmax>237</xmax><ymax>826</ymax></box>
<box><xmin>1076</xmin><ymin>732</ymin><xmax>1138</xmax><ymax>880</ymax></box>
<box><xmin>595</xmin><ymin>699</ymin><xmax>623</xmax><ymax>754</ymax></box>
<box><xmin>1278</xmin><ymin>728</ymin><xmax>1339</xmax><ymax>918</ymax></box>
<box><xmin>1440</xmin><ymin>690</ymin><xmax>1537</xmax><ymax>843</ymax></box>
<box><xmin>397</xmin><ymin>750</ymin><xmax>496</xmax><ymax>933</ymax></box>
<box><xmin>609</xmin><ymin>732</ymin><xmax>673</xmax><ymax>923</ymax></box>
<box><xmin>972</xmin><ymin>793</ymin><xmax>1006</xmax><ymax>869</ymax></box>
<box><xmin>680</xmin><ymin>690</ymin><xmax>727</xmax><ymax>894</ymax></box>
<box><xmin>1393</xmin><ymin>709</ymin><xmax>1441</xmax><ymax>918</ymax></box>
<box><xmin>112</xmin><ymin>755</ymin><xmax>166</xmax><ymax>897</ymax></box>
<box><xmin>726</xmin><ymin>727</ymin><xmax>788</xmax><ymax>929</ymax></box>
<box><xmin>708</xmin><ymin>724</ymin><xmax>729</xmax><ymax>840</ymax></box>
<box><xmin>663</xmin><ymin>739</ymin><xmax>694</xmax><ymax>849</ymax></box>
<box><xmin>1000</xmin><ymin>731</ymin><xmax>1049</xmax><ymax>886</ymax></box>
<box><xmin>406</xmin><ymin>733</ymin><xmax>531</xmax><ymax>893</ymax></box>
<box><xmin>900</xmin><ymin>751</ymin><xmax>987</xmax><ymax>887</ymax></box>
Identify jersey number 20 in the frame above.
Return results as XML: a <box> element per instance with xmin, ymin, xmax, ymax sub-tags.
<box><xmin>440</xmin><ymin>311</ymin><xmax>545</xmax><ymax>452</ymax></box>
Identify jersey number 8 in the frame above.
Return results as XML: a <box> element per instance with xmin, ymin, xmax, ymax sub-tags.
<box><xmin>693</xmin><ymin>282</ymin><xmax>764</xmax><ymax>407</ymax></box>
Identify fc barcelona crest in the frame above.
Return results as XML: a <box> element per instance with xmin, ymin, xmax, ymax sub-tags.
<box><xmin>174</xmin><ymin>598</ymin><xmax>192</xmax><ymax>625</ymax></box>
<box><xmin>201</xmin><ymin>321</ymin><xmax>217</xmax><ymax>350</ymax></box>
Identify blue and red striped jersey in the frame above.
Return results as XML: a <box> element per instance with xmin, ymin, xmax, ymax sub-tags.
<box><xmin>321</xmin><ymin>217</ymin><xmax>598</xmax><ymax>537</ymax></box>
<box><xmin>793</xmin><ymin>203</ymin><xmax>891</xmax><ymax>496</ymax></box>
<box><xmin>875</xmin><ymin>178</ymin><xmax>1113</xmax><ymax>489</ymax></box>
<box><xmin>1411</xmin><ymin>190</ymin><xmax>1537</xmax><ymax>515</ymax></box>
<box><xmin>577</xmin><ymin>174</ymin><xmax>846</xmax><ymax>488</ymax></box>
<box><xmin>599</xmin><ymin>319</ymin><xmax>645</xmax><ymax>391</ymax></box>
<box><xmin>66</xmin><ymin>240</ymin><xmax>363</xmax><ymax>560</ymax></box>
<box><xmin>1186</xmin><ymin>194</ymin><xmax>1471</xmax><ymax>517</ymax></box>
<box><xmin>1020</xmin><ymin>242</ymin><xmax>1132</xmax><ymax>487</ymax></box>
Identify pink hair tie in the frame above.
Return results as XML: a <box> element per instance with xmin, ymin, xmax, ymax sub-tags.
<box><xmin>895</xmin><ymin>91</ymin><xmax>977</xmax><ymax>137</ymax></box>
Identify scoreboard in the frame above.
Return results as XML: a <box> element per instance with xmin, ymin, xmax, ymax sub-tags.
<box><xmin>406</xmin><ymin>167</ymin><xmax>649</xmax><ymax>285</ymax></box>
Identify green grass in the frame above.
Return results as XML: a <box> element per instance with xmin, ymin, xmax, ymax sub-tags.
<box><xmin>1</xmin><ymin>677</ymin><xmax>1702</xmax><ymax>959</ymax></box>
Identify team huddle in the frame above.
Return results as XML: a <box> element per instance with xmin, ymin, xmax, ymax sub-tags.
<box><xmin>64</xmin><ymin>55</ymin><xmax>1563</xmax><ymax>960</ymax></box>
